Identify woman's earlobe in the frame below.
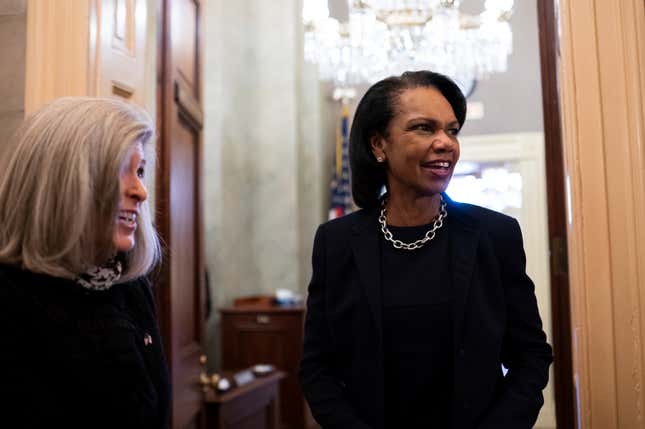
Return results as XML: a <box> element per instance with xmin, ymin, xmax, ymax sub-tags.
<box><xmin>370</xmin><ymin>134</ymin><xmax>386</xmax><ymax>162</ymax></box>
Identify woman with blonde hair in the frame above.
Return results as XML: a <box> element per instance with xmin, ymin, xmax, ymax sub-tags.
<box><xmin>0</xmin><ymin>97</ymin><xmax>169</xmax><ymax>428</ymax></box>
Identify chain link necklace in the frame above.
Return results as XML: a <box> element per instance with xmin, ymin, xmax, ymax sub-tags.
<box><xmin>379</xmin><ymin>196</ymin><xmax>448</xmax><ymax>250</ymax></box>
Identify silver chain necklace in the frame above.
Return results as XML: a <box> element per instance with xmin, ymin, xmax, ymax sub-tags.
<box><xmin>379</xmin><ymin>196</ymin><xmax>448</xmax><ymax>250</ymax></box>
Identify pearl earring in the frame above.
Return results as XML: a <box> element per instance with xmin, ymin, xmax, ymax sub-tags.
<box><xmin>377</xmin><ymin>156</ymin><xmax>384</xmax><ymax>162</ymax></box>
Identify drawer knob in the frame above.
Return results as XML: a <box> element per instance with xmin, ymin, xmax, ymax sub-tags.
<box><xmin>256</xmin><ymin>314</ymin><xmax>271</xmax><ymax>324</ymax></box>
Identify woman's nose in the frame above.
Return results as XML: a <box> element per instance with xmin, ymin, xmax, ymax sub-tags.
<box><xmin>128</xmin><ymin>179</ymin><xmax>148</xmax><ymax>203</ymax></box>
<box><xmin>432</xmin><ymin>130</ymin><xmax>456</xmax><ymax>152</ymax></box>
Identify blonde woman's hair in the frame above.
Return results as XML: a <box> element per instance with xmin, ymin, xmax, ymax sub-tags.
<box><xmin>0</xmin><ymin>97</ymin><xmax>161</xmax><ymax>282</ymax></box>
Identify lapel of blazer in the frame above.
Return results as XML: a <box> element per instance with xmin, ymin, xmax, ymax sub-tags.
<box><xmin>444</xmin><ymin>193</ymin><xmax>480</xmax><ymax>354</ymax></box>
<box><xmin>349</xmin><ymin>206</ymin><xmax>383</xmax><ymax>340</ymax></box>
<box><xmin>349</xmin><ymin>206</ymin><xmax>385</xmax><ymax>428</ymax></box>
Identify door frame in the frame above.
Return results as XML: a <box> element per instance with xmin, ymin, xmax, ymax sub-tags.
<box><xmin>154</xmin><ymin>0</ymin><xmax>170</xmax><ymax>378</ymax></box>
<box><xmin>151</xmin><ymin>0</ymin><xmax>576</xmax><ymax>427</ymax></box>
<box><xmin>537</xmin><ymin>1</ymin><xmax>575</xmax><ymax>428</ymax></box>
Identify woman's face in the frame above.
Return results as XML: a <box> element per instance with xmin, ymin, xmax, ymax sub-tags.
<box><xmin>113</xmin><ymin>142</ymin><xmax>147</xmax><ymax>253</ymax></box>
<box><xmin>371</xmin><ymin>86</ymin><xmax>460</xmax><ymax>199</ymax></box>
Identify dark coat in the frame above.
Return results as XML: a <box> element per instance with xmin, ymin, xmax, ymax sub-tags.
<box><xmin>0</xmin><ymin>264</ymin><xmax>170</xmax><ymax>429</ymax></box>
<box><xmin>299</xmin><ymin>194</ymin><xmax>553</xmax><ymax>429</ymax></box>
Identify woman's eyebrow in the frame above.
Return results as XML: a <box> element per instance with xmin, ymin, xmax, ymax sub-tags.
<box><xmin>406</xmin><ymin>116</ymin><xmax>459</xmax><ymax>127</ymax></box>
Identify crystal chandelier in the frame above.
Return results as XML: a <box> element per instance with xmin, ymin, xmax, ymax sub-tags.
<box><xmin>303</xmin><ymin>0</ymin><xmax>514</xmax><ymax>91</ymax></box>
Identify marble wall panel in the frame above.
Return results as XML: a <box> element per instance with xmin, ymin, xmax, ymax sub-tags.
<box><xmin>202</xmin><ymin>0</ymin><xmax>331</xmax><ymax>370</ymax></box>
<box><xmin>0</xmin><ymin>4</ymin><xmax>27</xmax><ymax>159</ymax></box>
<box><xmin>0</xmin><ymin>0</ymin><xmax>26</xmax><ymax>16</ymax></box>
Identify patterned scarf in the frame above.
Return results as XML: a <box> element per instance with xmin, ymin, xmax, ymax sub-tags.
<box><xmin>76</xmin><ymin>258</ymin><xmax>123</xmax><ymax>291</ymax></box>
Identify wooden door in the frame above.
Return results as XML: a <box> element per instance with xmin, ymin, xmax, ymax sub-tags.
<box><xmin>24</xmin><ymin>0</ymin><xmax>149</xmax><ymax>113</ymax></box>
<box><xmin>156</xmin><ymin>0</ymin><xmax>206</xmax><ymax>428</ymax></box>
<box><xmin>90</xmin><ymin>0</ymin><xmax>148</xmax><ymax>105</ymax></box>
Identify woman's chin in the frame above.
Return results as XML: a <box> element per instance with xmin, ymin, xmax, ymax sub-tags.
<box><xmin>416</xmin><ymin>175</ymin><xmax>452</xmax><ymax>196</ymax></box>
<box><xmin>113</xmin><ymin>236</ymin><xmax>135</xmax><ymax>253</ymax></box>
<box><xmin>416</xmin><ymin>182</ymin><xmax>451</xmax><ymax>198</ymax></box>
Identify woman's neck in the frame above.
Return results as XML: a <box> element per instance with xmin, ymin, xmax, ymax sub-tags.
<box><xmin>384</xmin><ymin>192</ymin><xmax>442</xmax><ymax>227</ymax></box>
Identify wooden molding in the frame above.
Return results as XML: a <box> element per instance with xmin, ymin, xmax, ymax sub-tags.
<box><xmin>559</xmin><ymin>0</ymin><xmax>645</xmax><ymax>426</ymax></box>
<box><xmin>537</xmin><ymin>1</ymin><xmax>575</xmax><ymax>427</ymax></box>
<box><xmin>174</xmin><ymin>80</ymin><xmax>203</xmax><ymax>130</ymax></box>
<box><xmin>112</xmin><ymin>79</ymin><xmax>135</xmax><ymax>98</ymax></box>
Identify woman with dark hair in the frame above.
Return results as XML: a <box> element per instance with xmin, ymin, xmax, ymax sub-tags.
<box><xmin>299</xmin><ymin>71</ymin><xmax>552</xmax><ymax>429</ymax></box>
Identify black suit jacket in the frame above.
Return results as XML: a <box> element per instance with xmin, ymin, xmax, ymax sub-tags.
<box><xmin>299</xmin><ymin>194</ymin><xmax>553</xmax><ymax>429</ymax></box>
<box><xmin>0</xmin><ymin>265</ymin><xmax>170</xmax><ymax>429</ymax></box>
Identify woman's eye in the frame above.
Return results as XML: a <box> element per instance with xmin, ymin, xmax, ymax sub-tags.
<box><xmin>137</xmin><ymin>167</ymin><xmax>145</xmax><ymax>179</ymax></box>
<box><xmin>448</xmin><ymin>128</ymin><xmax>460</xmax><ymax>136</ymax></box>
<box><xmin>414</xmin><ymin>124</ymin><xmax>433</xmax><ymax>132</ymax></box>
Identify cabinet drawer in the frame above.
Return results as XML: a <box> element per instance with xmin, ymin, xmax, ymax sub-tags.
<box><xmin>222</xmin><ymin>313</ymin><xmax>298</xmax><ymax>329</ymax></box>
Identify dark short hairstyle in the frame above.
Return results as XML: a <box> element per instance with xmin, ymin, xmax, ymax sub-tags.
<box><xmin>349</xmin><ymin>70</ymin><xmax>467</xmax><ymax>209</ymax></box>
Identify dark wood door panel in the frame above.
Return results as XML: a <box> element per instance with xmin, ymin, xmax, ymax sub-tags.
<box><xmin>537</xmin><ymin>1</ymin><xmax>575</xmax><ymax>427</ymax></box>
<box><xmin>174</xmin><ymin>344</ymin><xmax>205</xmax><ymax>427</ymax></box>
<box><xmin>171</xmin><ymin>0</ymin><xmax>198</xmax><ymax>89</ymax></box>
<box><xmin>156</xmin><ymin>0</ymin><xmax>204</xmax><ymax>427</ymax></box>
<box><xmin>175</xmin><ymin>80</ymin><xmax>204</xmax><ymax>129</ymax></box>
<box><xmin>170</xmin><ymin>118</ymin><xmax>199</xmax><ymax>347</ymax></box>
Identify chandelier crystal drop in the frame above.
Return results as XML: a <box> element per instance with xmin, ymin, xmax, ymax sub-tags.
<box><xmin>303</xmin><ymin>0</ymin><xmax>514</xmax><ymax>90</ymax></box>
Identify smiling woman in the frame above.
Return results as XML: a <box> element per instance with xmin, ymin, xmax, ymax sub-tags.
<box><xmin>0</xmin><ymin>97</ymin><xmax>160</xmax><ymax>280</ymax></box>
<box><xmin>114</xmin><ymin>142</ymin><xmax>149</xmax><ymax>253</ymax></box>
<box><xmin>0</xmin><ymin>97</ymin><xmax>170</xmax><ymax>428</ymax></box>
<box><xmin>299</xmin><ymin>70</ymin><xmax>553</xmax><ymax>429</ymax></box>
<box><xmin>369</xmin><ymin>85</ymin><xmax>462</xmax><ymax>223</ymax></box>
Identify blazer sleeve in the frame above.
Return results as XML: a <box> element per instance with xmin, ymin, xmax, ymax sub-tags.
<box><xmin>299</xmin><ymin>225</ymin><xmax>372</xmax><ymax>429</ymax></box>
<box><xmin>477</xmin><ymin>218</ymin><xmax>554</xmax><ymax>429</ymax></box>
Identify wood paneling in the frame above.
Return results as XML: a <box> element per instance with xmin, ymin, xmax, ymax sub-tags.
<box><xmin>170</xmin><ymin>0</ymin><xmax>197</xmax><ymax>88</ymax></box>
<box><xmin>220</xmin><ymin>307</ymin><xmax>310</xmax><ymax>429</ymax></box>
<box><xmin>537</xmin><ymin>1</ymin><xmax>575</xmax><ymax>427</ymax></box>
<box><xmin>156</xmin><ymin>0</ymin><xmax>205</xmax><ymax>427</ymax></box>
<box><xmin>559</xmin><ymin>0</ymin><xmax>645</xmax><ymax>426</ymax></box>
<box><xmin>25</xmin><ymin>0</ymin><xmax>149</xmax><ymax>112</ymax></box>
<box><xmin>25</xmin><ymin>0</ymin><xmax>90</xmax><ymax>114</ymax></box>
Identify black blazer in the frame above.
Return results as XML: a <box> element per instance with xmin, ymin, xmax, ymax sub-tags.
<box><xmin>299</xmin><ymin>194</ymin><xmax>553</xmax><ymax>429</ymax></box>
<box><xmin>0</xmin><ymin>264</ymin><xmax>170</xmax><ymax>429</ymax></box>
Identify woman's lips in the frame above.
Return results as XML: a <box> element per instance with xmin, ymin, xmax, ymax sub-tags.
<box><xmin>421</xmin><ymin>160</ymin><xmax>452</xmax><ymax>178</ymax></box>
<box><xmin>117</xmin><ymin>210</ymin><xmax>138</xmax><ymax>230</ymax></box>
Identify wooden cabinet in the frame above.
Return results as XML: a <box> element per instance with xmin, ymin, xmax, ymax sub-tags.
<box><xmin>220</xmin><ymin>306</ymin><xmax>313</xmax><ymax>429</ymax></box>
<box><xmin>204</xmin><ymin>371</ymin><xmax>285</xmax><ymax>429</ymax></box>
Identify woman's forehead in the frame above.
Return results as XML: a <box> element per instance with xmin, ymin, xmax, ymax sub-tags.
<box><xmin>121</xmin><ymin>142</ymin><xmax>145</xmax><ymax>169</ymax></box>
<box><xmin>393</xmin><ymin>86</ymin><xmax>457</xmax><ymax>122</ymax></box>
